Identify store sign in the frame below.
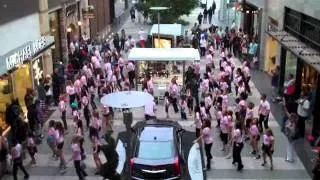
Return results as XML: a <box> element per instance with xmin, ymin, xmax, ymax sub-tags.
<box><xmin>5</xmin><ymin>36</ymin><xmax>47</xmax><ymax>71</ymax></box>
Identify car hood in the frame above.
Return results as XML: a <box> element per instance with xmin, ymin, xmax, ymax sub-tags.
<box><xmin>134</xmin><ymin>157</ymin><xmax>176</xmax><ymax>166</ymax></box>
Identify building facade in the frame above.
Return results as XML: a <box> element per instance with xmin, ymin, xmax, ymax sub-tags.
<box><xmin>48</xmin><ymin>0</ymin><xmax>82</xmax><ymax>63</ymax></box>
<box><xmin>247</xmin><ymin>0</ymin><xmax>320</xmax><ymax>137</ymax></box>
<box><xmin>0</xmin><ymin>0</ymin><xmax>55</xmax><ymax>133</ymax></box>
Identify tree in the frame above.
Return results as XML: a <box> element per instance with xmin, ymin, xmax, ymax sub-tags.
<box><xmin>137</xmin><ymin>0</ymin><xmax>198</xmax><ymax>24</ymax></box>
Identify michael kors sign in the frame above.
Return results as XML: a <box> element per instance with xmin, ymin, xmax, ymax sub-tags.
<box><xmin>5</xmin><ymin>36</ymin><xmax>47</xmax><ymax>70</ymax></box>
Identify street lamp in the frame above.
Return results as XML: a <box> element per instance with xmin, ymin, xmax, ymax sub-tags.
<box><xmin>149</xmin><ymin>7</ymin><xmax>169</xmax><ymax>48</ymax></box>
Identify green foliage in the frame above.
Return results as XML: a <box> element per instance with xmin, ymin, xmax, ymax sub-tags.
<box><xmin>137</xmin><ymin>0</ymin><xmax>198</xmax><ymax>23</ymax></box>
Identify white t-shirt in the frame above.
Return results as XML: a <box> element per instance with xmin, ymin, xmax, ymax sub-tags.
<box><xmin>297</xmin><ymin>99</ymin><xmax>310</xmax><ymax>117</ymax></box>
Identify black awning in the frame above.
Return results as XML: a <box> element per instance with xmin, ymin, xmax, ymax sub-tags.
<box><xmin>267</xmin><ymin>30</ymin><xmax>320</xmax><ymax>73</ymax></box>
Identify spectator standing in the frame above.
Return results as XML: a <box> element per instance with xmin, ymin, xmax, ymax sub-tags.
<box><xmin>296</xmin><ymin>92</ymin><xmax>310</xmax><ymax>138</ymax></box>
<box><xmin>258</xmin><ymin>94</ymin><xmax>271</xmax><ymax>133</ymax></box>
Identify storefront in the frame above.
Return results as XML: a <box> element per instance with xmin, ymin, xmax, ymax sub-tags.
<box><xmin>267</xmin><ymin>7</ymin><xmax>320</xmax><ymax>137</ymax></box>
<box><xmin>0</xmin><ymin>36</ymin><xmax>54</xmax><ymax>133</ymax></box>
<box><xmin>264</xmin><ymin>17</ymin><xmax>280</xmax><ymax>74</ymax></box>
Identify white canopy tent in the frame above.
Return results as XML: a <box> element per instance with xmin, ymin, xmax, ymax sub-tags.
<box><xmin>149</xmin><ymin>24</ymin><xmax>183</xmax><ymax>37</ymax></box>
<box><xmin>128</xmin><ymin>48</ymin><xmax>200</xmax><ymax>61</ymax></box>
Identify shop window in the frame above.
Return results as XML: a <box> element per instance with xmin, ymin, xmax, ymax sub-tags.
<box><xmin>0</xmin><ymin>76</ymin><xmax>12</xmax><ymax>133</ymax></box>
<box><xmin>285</xmin><ymin>51</ymin><xmax>297</xmax><ymax>79</ymax></box>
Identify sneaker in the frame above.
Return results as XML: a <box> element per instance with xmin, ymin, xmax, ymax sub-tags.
<box><xmin>270</xmin><ymin>165</ymin><xmax>273</xmax><ymax>170</ymax></box>
<box><xmin>255</xmin><ymin>155</ymin><xmax>261</xmax><ymax>159</ymax></box>
<box><xmin>24</xmin><ymin>174</ymin><xmax>30</xmax><ymax>179</ymax></box>
<box><xmin>250</xmin><ymin>151</ymin><xmax>256</xmax><ymax>155</ymax></box>
<box><xmin>237</xmin><ymin>164</ymin><xmax>244</xmax><ymax>171</ymax></box>
<box><xmin>261</xmin><ymin>162</ymin><xmax>266</xmax><ymax>166</ymax></box>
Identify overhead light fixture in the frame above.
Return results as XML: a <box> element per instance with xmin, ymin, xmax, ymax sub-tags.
<box><xmin>77</xmin><ymin>21</ymin><xmax>82</xmax><ymax>26</ymax></box>
<box><xmin>246</xmin><ymin>10</ymin><xmax>250</xmax><ymax>14</ymax></box>
<box><xmin>67</xmin><ymin>27</ymin><xmax>72</xmax><ymax>32</ymax></box>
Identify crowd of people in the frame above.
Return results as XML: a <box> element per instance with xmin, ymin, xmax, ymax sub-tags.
<box><xmin>0</xmin><ymin>4</ymin><xmax>320</xmax><ymax>180</ymax></box>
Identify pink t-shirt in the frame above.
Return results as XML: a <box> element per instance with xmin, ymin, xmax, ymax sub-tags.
<box><xmin>233</xmin><ymin>129</ymin><xmax>243</xmax><ymax>143</ymax></box>
<box><xmin>204</xmin><ymin>96</ymin><xmax>212</xmax><ymax>108</ymax></box>
<box><xmin>169</xmin><ymin>84</ymin><xmax>179</xmax><ymax>98</ymax></box>
<box><xmin>80</xmin><ymin>75</ymin><xmax>87</xmax><ymax>86</ymax></box>
<box><xmin>59</xmin><ymin>100</ymin><xmax>66</xmax><ymax>112</ymax></box>
<box><xmin>202</xmin><ymin>127</ymin><xmax>213</xmax><ymax>144</ymax></box>
<box><xmin>72</xmin><ymin>143</ymin><xmax>81</xmax><ymax>161</ymax></box>
<box><xmin>220</xmin><ymin>116</ymin><xmax>229</xmax><ymax>133</ymax></box>
<box><xmin>66</xmin><ymin>85</ymin><xmax>75</xmax><ymax>95</ymax></box>
<box><xmin>250</xmin><ymin>125</ymin><xmax>259</xmax><ymax>136</ymax></box>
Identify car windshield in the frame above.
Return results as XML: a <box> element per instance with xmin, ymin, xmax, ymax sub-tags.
<box><xmin>138</xmin><ymin>141</ymin><xmax>174</xmax><ymax>159</ymax></box>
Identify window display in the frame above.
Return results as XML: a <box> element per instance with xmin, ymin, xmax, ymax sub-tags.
<box><xmin>285</xmin><ymin>51</ymin><xmax>297</xmax><ymax>79</ymax></box>
<box><xmin>0</xmin><ymin>76</ymin><xmax>12</xmax><ymax>133</ymax></box>
<box><xmin>154</xmin><ymin>38</ymin><xmax>172</xmax><ymax>48</ymax></box>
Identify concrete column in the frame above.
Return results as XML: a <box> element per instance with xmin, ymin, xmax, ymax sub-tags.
<box><xmin>81</xmin><ymin>0</ymin><xmax>90</xmax><ymax>38</ymax></box>
<box><xmin>59</xmin><ymin>6</ymin><xmax>69</xmax><ymax>63</ymax></box>
<box><xmin>258</xmin><ymin>0</ymin><xmax>268</xmax><ymax>70</ymax></box>
<box><xmin>39</xmin><ymin>0</ymin><xmax>53</xmax><ymax>75</ymax></box>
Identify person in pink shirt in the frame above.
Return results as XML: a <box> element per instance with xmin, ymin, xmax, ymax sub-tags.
<box><xmin>258</xmin><ymin>94</ymin><xmax>271</xmax><ymax>133</ymax></box>
<box><xmin>206</xmin><ymin>52</ymin><xmax>213</xmax><ymax>73</ymax></box>
<box><xmin>81</xmin><ymin>90</ymin><xmax>91</xmax><ymax>129</ymax></box>
<box><xmin>127</xmin><ymin>61</ymin><xmax>136</xmax><ymax>88</ymax></box>
<box><xmin>193</xmin><ymin>106</ymin><xmax>202</xmax><ymax>138</ymax></box>
<box><xmin>201</xmin><ymin>78</ymin><xmax>209</xmax><ymax>98</ymax></box>
<box><xmin>71</xmin><ymin>136</ymin><xmax>88</xmax><ymax>179</ymax></box>
<box><xmin>200</xmin><ymin>101</ymin><xmax>208</xmax><ymax>121</ymax></box>
<box><xmin>221</xmin><ymin>90</ymin><xmax>229</xmax><ymax>112</ymax></box>
<box><xmin>244</xmin><ymin>102</ymin><xmax>254</xmax><ymax>140</ymax></box>
<box><xmin>250</xmin><ymin>118</ymin><xmax>261</xmax><ymax>159</ymax></box>
<box><xmin>74</xmin><ymin>79</ymin><xmax>82</xmax><ymax>108</ymax></box>
<box><xmin>220</xmin><ymin>112</ymin><xmax>230</xmax><ymax>152</ymax></box>
<box><xmin>199</xmin><ymin>120</ymin><xmax>213</xmax><ymax>170</ymax></box>
<box><xmin>242</xmin><ymin>62</ymin><xmax>252</xmax><ymax>94</ymax></box>
<box><xmin>204</xmin><ymin>93</ymin><xmax>213</xmax><ymax>119</ymax></box>
<box><xmin>169</xmin><ymin>78</ymin><xmax>180</xmax><ymax>113</ymax></box>
<box><xmin>59</xmin><ymin>95</ymin><xmax>68</xmax><ymax>130</ymax></box>
<box><xmin>89</xmin><ymin>111</ymin><xmax>102</xmax><ymax>140</ymax></box>
<box><xmin>66</xmin><ymin>80</ymin><xmax>76</xmax><ymax>106</ymax></box>
<box><xmin>180</xmin><ymin>97</ymin><xmax>187</xmax><ymax>120</ymax></box>
<box><xmin>118</xmin><ymin>54</ymin><xmax>125</xmax><ymax>80</ymax></box>
<box><xmin>55</xmin><ymin>122</ymin><xmax>66</xmax><ymax>170</ymax></box>
<box><xmin>80</xmin><ymin>75</ymin><xmax>87</xmax><ymax>88</ymax></box>
<box><xmin>232</xmin><ymin>121</ymin><xmax>244</xmax><ymax>171</ymax></box>
<box><xmin>146</xmin><ymin>76</ymin><xmax>154</xmax><ymax>95</ymax></box>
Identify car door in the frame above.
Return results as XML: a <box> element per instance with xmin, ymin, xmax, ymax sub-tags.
<box><xmin>176</xmin><ymin>128</ymin><xmax>186</xmax><ymax>163</ymax></box>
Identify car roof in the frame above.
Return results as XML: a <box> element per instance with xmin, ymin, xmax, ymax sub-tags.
<box><xmin>139</xmin><ymin>126</ymin><xmax>174</xmax><ymax>141</ymax></box>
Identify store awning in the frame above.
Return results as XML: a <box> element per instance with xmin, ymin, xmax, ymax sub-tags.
<box><xmin>149</xmin><ymin>24</ymin><xmax>183</xmax><ymax>37</ymax></box>
<box><xmin>128</xmin><ymin>48</ymin><xmax>200</xmax><ymax>61</ymax></box>
<box><xmin>267</xmin><ymin>30</ymin><xmax>320</xmax><ymax>73</ymax></box>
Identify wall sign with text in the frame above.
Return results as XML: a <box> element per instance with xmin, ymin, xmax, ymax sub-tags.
<box><xmin>0</xmin><ymin>36</ymin><xmax>54</xmax><ymax>74</ymax></box>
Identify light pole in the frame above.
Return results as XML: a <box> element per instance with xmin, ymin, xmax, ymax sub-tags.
<box><xmin>149</xmin><ymin>7</ymin><xmax>169</xmax><ymax>48</ymax></box>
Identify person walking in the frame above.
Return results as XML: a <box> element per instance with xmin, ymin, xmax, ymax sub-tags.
<box><xmin>258</xmin><ymin>94</ymin><xmax>271</xmax><ymax>133</ymax></box>
<box><xmin>208</xmin><ymin>7</ymin><xmax>213</xmax><ymax>24</ymax></box>
<box><xmin>55</xmin><ymin>122</ymin><xmax>67</xmax><ymax>171</ymax></box>
<box><xmin>195</xmin><ymin>120</ymin><xmax>213</xmax><ymax>170</ymax></box>
<box><xmin>11</xmin><ymin>140</ymin><xmax>29</xmax><ymax>180</ymax></box>
<box><xmin>296</xmin><ymin>91</ymin><xmax>310</xmax><ymax>138</ymax></box>
<box><xmin>71</xmin><ymin>136</ymin><xmax>88</xmax><ymax>180</ymax></box>
<box><xmin>261</xmin><ymin>128</ymin><xmax>275</xmax><ymax>170</ymax></box>
<box><xmin>197</xmin><ymin>12</ymin><xmax>203</xmax><ymax>25</ymax></box>
<box><xmin>232</xmin><ymin>121</ymin><xmax>244</xmax><ymax>171</ymax></box>
<box><xmin>212</xmin><ymin>1</ymin><xmax>216</xmax><ymax>15</ymax></box>
<box><xmin>120</xmin><ymin>29</ymin><xmax>126</xmax><ymax>50</ymax></box>
<box><xmin>203</xmin><ymin>8</ymin><xmax>208</xmax><ymax>24</ymax></box>
<box><xmin>271</xmin><ymin>65</ymin><xmax>280</xmax><ymax>102</ymax></box>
